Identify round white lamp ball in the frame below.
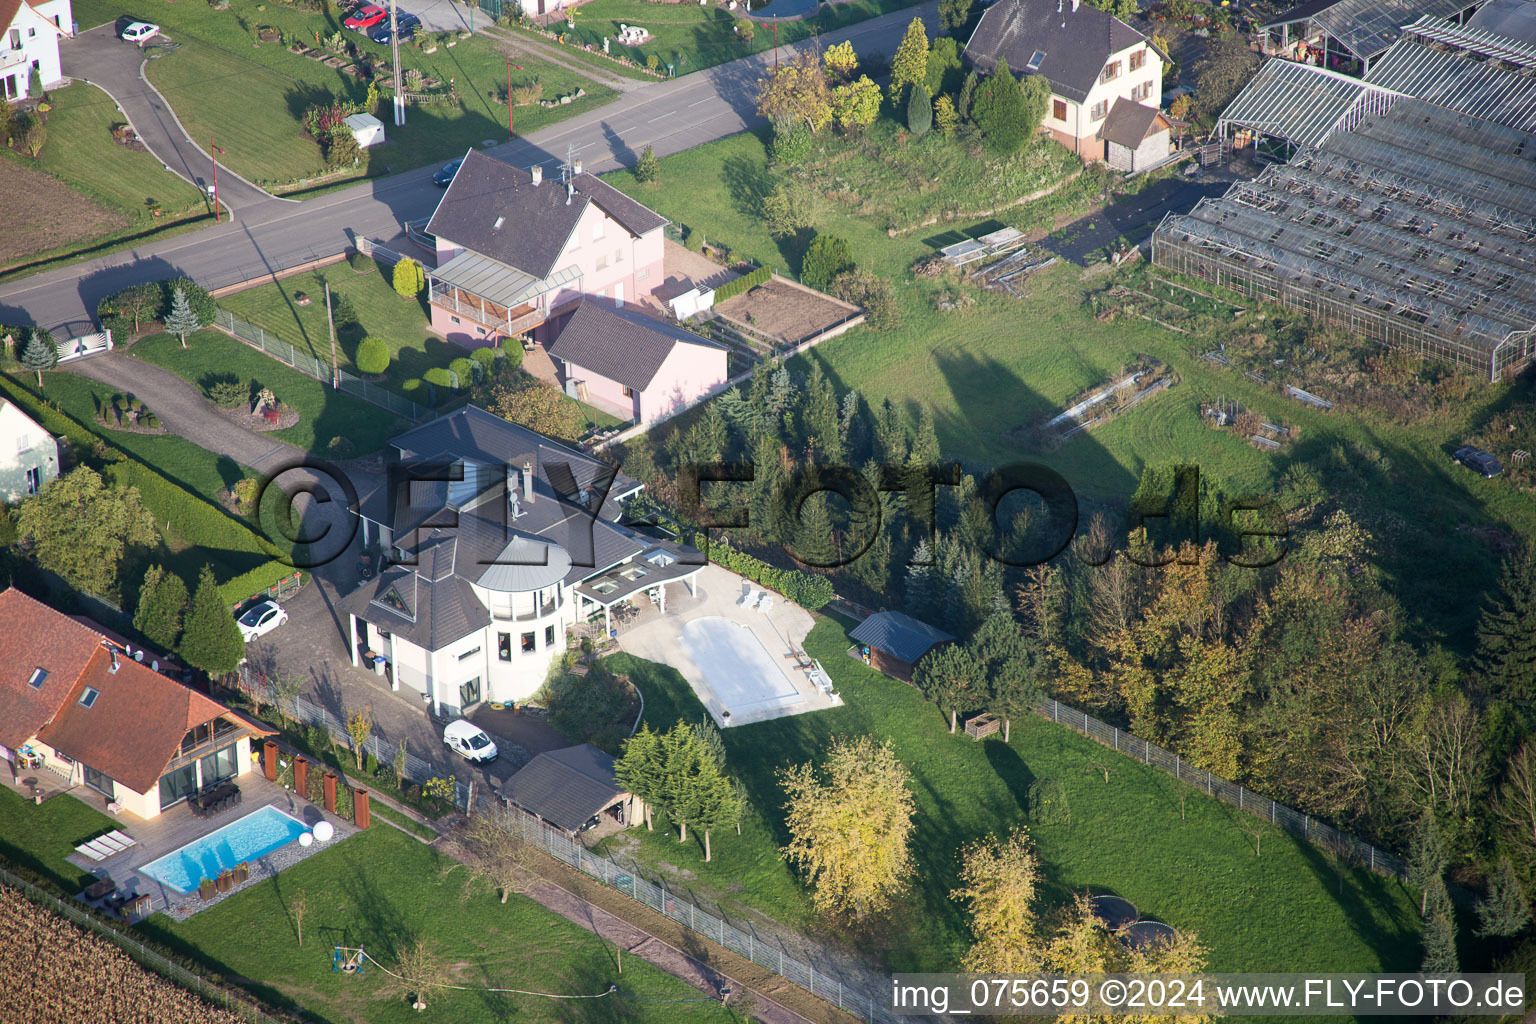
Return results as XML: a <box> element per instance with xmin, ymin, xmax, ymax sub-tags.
<box><xmin>299</xmin><ymin>831</ymin><xmax>314</xmax><ymax>848</ymax></box>
<box><xmin>313</xmin><ymin>820</ymin><xmax>335</xmax><ymax>843</ymax></box>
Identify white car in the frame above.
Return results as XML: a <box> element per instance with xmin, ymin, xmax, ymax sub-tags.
<box><xmin>444</xmin><ymin>719</ymin><xmax>498</xmax><ymax>763</ymax></box>
<box><xmin>236</xmin><ymin>600</ymin><xmax>288</xmax><ymax>642</ymax></box>
<box><xmin>120</xmin><ymin>21</ymin><xmax>159</xmax><ymax>43</ymax></box>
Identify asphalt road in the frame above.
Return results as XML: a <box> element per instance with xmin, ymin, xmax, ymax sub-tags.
<box><xmin>1</xmin><ymin>2</ymin><xmax>937</xmax><ymax>335</ymax></box>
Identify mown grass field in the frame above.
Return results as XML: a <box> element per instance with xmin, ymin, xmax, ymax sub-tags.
<box><xmin>145</xmin><ymin>825</ymin><xmax>740</xmax><ymax>1024</ymax></box>
<box><xmin>0</xmin><ymin>788</ymin><xmax>116</xmax><ymax>893</ymax></box>
<box><xmin>128</xmin><ymin>329</ymin><xmax>406</xmax><ymax>453</ymax></box>
<box><xmin>0</xmin><ymin>81</ymin><xmax>211</xmax><ymax>272</ymax></box>
<box><xmin>71</xmin><ymin>0</ymin><xmax>614</xmax><ymax>187</ymax></box>
<box><xmin>607</xmin><ymin>128</ymin><xmax>1536</xmax><ymax>645</ymax></box>
<box><xmin>600</xmin><ymin>617</ymin><xmax>1423</xmax><ymax>980</ymax></box>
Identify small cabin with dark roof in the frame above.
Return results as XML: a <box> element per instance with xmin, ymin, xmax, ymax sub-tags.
<box><xmin>848</xmin><ymin>611</ymin><xmax>956</xmax><ymax>682</ymax></box>
<box><xmin>500</xmin><ymin>744</ymin><xmax>635</xmax><ymax>836</ymax></box>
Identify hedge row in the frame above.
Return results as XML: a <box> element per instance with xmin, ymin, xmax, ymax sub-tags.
<box><xmin>712</xmin><ymin>265</ymin><xmax>770</xmax><ymax>304</ymax></box>
<box><xmin>708</xmin><ymin>542</ymin><xmax>835</xmax><ymax>610</ymax></box>
<box><xmin>0</xmin><ymin>374</ymin><xmax>293</xmax><ymax>607</ymax></box>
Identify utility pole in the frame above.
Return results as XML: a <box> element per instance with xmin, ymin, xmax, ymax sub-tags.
<box><xmin>390</xmin><ymin>0</ymin><xmax>404</xmax><ymax>126</ymax></box>
<box><xmin>507</xmin><ymin>57</ymin><xmax>524</xmax><ymax>138</ymax></box>
<box><xmin>326</xmin><ymin>281</ymin><xmax>339</xmax><ymax>389</ymax></box>
<box><xmin>210</xmin><ymin>138</ymin><xmax>225</xmax><ymax>222</ymax></box>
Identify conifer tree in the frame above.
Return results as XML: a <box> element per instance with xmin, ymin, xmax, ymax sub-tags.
<box><xmin>179</xmin><ymin>565</ymin><xmax>244</xmax><ymax>675</ymax></box>
<box><xmin>1475</xmin><ymin>546</ymin><xmax>1536</xmax><ymax>708</ymax></box>
<box><xmin>163</xmin><ymin>286</ymin><xmax>202</xmax><ymax>348</ymax></box>
<box><xmin>1475</xmin><ymin>857</ymin><xmax>1530</xmax><ymax>940</ymax></box>
<box><xmin>135</xmin><ymin>564</ymin><xmax>189</xmax><ymax>651</ymax></box>
<box><xmin>616</xmin><ymin>724</ymin><xmax>666</xmax><ymax>829</ymax></box>
<box><xmin>20</xmin><ymin>329</ymin><xmax>56</xmax><ymax>386</ymax></box>
<box><xmin>889</xmin><ymin>17</ymin><xmax>931</xmax><ymax>103</ymax></box>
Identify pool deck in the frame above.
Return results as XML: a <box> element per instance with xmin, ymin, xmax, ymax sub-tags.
<box><xmin>64</xmin><ymin>774</ymin><xmax>357</xmax><ymax>920</ymax></box>
<box><xmin>617</xmin><ymin>564</ymin><xmax>843</xmax><ymax>727</ymax></box>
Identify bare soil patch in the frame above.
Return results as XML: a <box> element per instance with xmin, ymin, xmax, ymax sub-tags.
<box><xmin>0</xmin><ymin>159</ymin><xmax>127</xmax><ymax>263</ymax></box>
<box><xmin>217</xmin><ymin>404</ymin><xmax>301</xmax><ymax>432</ymax></box>
<box><xmin>715</xmin><ymin>277</ymin><xmax>859</xmax><ymax>347</ymax></box>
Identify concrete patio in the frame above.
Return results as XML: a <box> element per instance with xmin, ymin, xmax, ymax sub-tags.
<box><xmin>615</xmin><ymin>565</ymin><xmax>842</xmax><ymax>727</ymax></box>
<box><xmin>59</xmin><ymin>773</ymin><xmax>355</xmax><ymax>920</ymax></box>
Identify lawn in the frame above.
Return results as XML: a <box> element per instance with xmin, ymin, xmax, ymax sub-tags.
<box><xmin>142</xmin><ymin>825</ymin><xmax>741</xmax><ymax>1024</ymax></box>
<box><xmin>545</xmin><ymin>0</ymin><xmax>926</xmax><ymax>76</ymax></box>
<box><xmin>598</xmin><ymin>618</ymin><xmax>1423</xmax><ymax>980</ymax></box>
<box><xmin>128</xmin><ymin>329</ymin><xmax>407</xmax><ymax>454</ymax></box>
<box><xmin>0</xmin><ymin>80</ymin><xmax>211</xmax><ymax>272</ymax></box>
<box><xmin>0</xmin><ymin>788</ymin><xmax>117</xmax><ymax>894</ymax></box>
<box><xmin>606</xmin><ymin>128</ymin><xmax>1536</xmax><ymax>645</ymax></box>
<box><xmin>71</xmin><ymin>0</ymin><xmax>614</xmax><ymax>188</ymax></box>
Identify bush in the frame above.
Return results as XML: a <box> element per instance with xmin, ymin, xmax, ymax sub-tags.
<box><xmin>801</xmin><ymin>235</ymin><xmax>854</xmax><ymax>292</ymax></box>
<box><xmin>327</xmin><ymin>436</ymin><xmax>356</xmax><ymax>458</ymax></box>
<box><xmin>906</xmin><ymin>83</ymin><xmax>932</xmax><ymax>136</ymax></box>
<box><xmin>355</xmin><ymin>336</ymin><xmax>390</xmax><ymax>375</ymax></box>
<box><xmin>971</xmin><ymin>68</ymin><xmax>1030</xmax><ymax>154</ymax></box>
<box><xmin>634</xmin><ymin>143</ymin><xmax>659</xmax><ymax>183</ymax></box>
<box><xmin>708</xmin><ymin>540</ymin><xmax>835</xmax><ymax>609</ymax></box>
<box><xmin>347</xmin><ymin>249</ymin><xmax>377</xmax><ymax>274</ymax></box>
<box><xmin>393</xmin><ymin>257</ymin><xmax>425</xmax><ymax>298</ymax></box>
<box><xmin>546</xmin><ymin>666</ymin><xmax>636</xmax><ymax>745</ymax></box>
<box><xmin>830</xmin><ymin>268</ymin><xmax>901</xmax><ymax>330</ymax></box>
<box><xmin>365</xmin><ymin>751</ymin><xmax>378</xmax><ymax>776</ymax></box>
<box><xmin>761</xmin><ymin>180</ymin><xmax>817</xmax><ymax>237</ymax></box>
<box><xmin>423</xmin><ymin>366</ymin><xmax>455</xmax><ymax>390</ymax></box>
<box><xmin>326</xmin><ymin>124</ymin><xmax>361</xmax><ymax>167</ymax></box>
<box><xmin>204</xmin><ymin>375</ymin><xmax>250</xmax><ymax>409</ymax></box>
<box><xmin>376</xmin><ymin>763</ymin><xmax>397</xmax><ymax>790</ymax></box>
<box><xmin>469</xmin><ymin>346</ymin><xmax>499</xmax><ymax>379</ymax></box>
<box><xmin>714</xmin><ymin>265</ymin><xmax>770</xmax><ymax>303</ymax></box>
<box><xmin>160</xmin><ymin>277</ymin><xmax>216</xmax><ymax>326</ymax></box>
<box><xmin>448</xmin><ymin>356</ymin><xmax>478</xmax><ymax>388</ymax></box>
<box><xmin>401</xmin><ymin>377</ymin><xmax>424</xmax><ymax>395</ymax></box>
<box><xmin>770</xmin><ymin>120</ymin><xmax>813</xmax><ymax>165</ymax></box>
<box><xmin>497</xmin><ymin>336</ymin><xmax>524</xmax><ymax>374</ymax></box>
<box><xmin>684</xmin><ymin>226</ymin><xmax>705</xmax><ymax>253</ymax></box>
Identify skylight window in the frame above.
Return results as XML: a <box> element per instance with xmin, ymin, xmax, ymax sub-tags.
<box><xmin>1026</xmin><ymin>50</ymin><xmax>1047</xmax><ymax>72</ymax></box>
<box><xmin>27</xmin><ymin>668</ymin><xmax>48</xmax><ymax>689</ymax></box>
<box><xmin>78</xmin><ymin>687</ymin><xmax>100</xmax><ymax>708</ymax></box>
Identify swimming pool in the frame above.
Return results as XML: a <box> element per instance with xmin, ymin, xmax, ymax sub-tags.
<box><xmin>681</xmin><ymin>616</ymin><xmax>805</xmax><ymax>717</ymax></box>
<box><xmin>141</xmin><ymin>806</ymin><xmax>309</xmax><ymax>893</ymax></box>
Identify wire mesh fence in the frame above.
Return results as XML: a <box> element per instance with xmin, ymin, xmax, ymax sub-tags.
<box><xmin>1033</xmin><ymin>695</ymin><xmax>1409</xmax><ymax>879</ymax></box>
<box><xmin>485</xmin><ymin>802</ymin><xmax>904</xmax><ymax>1024</ymax></box>
<box><xmin>0</xmin><ymin>865</ymin><xmax>286</xmax><ymax>1024</ymax></box>
<box><xmin>236</xmin><ymin>666</ymin><xmax>474</xmax><ymax>811</ymax></box>
<box><xmin>212</xmin><ymin>309</ymin><xmax>431</xmax><ymax>423</ymax></box>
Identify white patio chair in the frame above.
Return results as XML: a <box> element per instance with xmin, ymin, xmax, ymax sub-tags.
<box><xmin>83</xmin><ymin>840</ymin><xmax>118</xmax><ymax>859</ymax></box>
<box><xmin>740</xmin><ymin>590</ymin><xmax>761</xmax><ymax>609</ymax></box>
<box><xmin>74</xmin><ymin>843</ymin><xmax>106</xmax><ymax>862</ymax></box>
<box><xmin>757</xmin><ymin>594</ymin><xmax>774</xmax><ymax>614</ymax></box>
<box><xmin>106</xmin><ymin>830</ymin><xmax>137</xmax><ymax>849</ymax></box>
<box><xmin>94</xmin><ymin>835</ymin><xmax>127</xmax><ymax>854</ymax></box>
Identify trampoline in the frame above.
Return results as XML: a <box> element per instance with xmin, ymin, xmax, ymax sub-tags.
<box><xmin>1090</xmin><ymin>894</ymin><xmax>1138</xmax><ymax>931</ymax></box>
<box><xmin>1119</xmin><ymin>920</ymin><xmax>1178</xmax><ymax>951</ymax></box>
<box><xmin>681</xmin><ymin>617</ymin><xmax>805</xmax><ymax>721</ymax></box>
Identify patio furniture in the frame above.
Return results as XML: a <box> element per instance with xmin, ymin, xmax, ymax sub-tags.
<box><xmin>740</xmin><ymin>590</ymin><xmax>760</xmax><ymax>609</ymax></box>
<box><xmin>74</xmin><ymin>842</ymin><xmax>107</xmax><ymax>862</ymax></box>
<box><xmin>104</xmin><ymin>891</ymin><xmax>128</xmax><ymax>913</ymax></box>
<box><xmin>125</xmin><ymin>893</ymin><xmax>151</xmax><ymax>919</ymax></box>
<box><xmin>105</xmin><ymin>830</ymin><xmax>137</xmax><ymax>849</ymax></box>
<box><xmin>80</xmin><ymin>839</ymin><xmax>119</xmax><ymax>860</ymax></box>
<box><xmin>83</xmin><ymin>877</ymin><xmax>115</xmax><ymax>901</ymax></box>
<box><xmin>93</xmin><ymin>834</ymin><xmax>128</xmax><ymax>854</ymax></box>
<box><xmin>757</xmin><ymin>595</ymin><xmax>774</xmax><ymax>613</ymax></box>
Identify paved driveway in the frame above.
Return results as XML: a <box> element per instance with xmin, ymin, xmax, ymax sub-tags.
<box><xmin>59</xmin><ymin>26</ymin><xmax>278</xmax><ymax>212</ymax></box>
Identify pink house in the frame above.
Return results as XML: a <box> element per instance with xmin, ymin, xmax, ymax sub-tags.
<box><xmin>546</xmin><ymin>302</ymin><xmax>730</xmax><ymax>425</ymax></box>
<box><xmin>423</xmin><ymin>149</ymin><xmax>667</xmax><ymax>350</ymax></box>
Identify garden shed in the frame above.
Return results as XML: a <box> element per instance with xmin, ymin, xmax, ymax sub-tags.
<box><xmin>848</xmin><ymin>611</ymin><xmax>955</xmax><ymax>683</ymax></box>
<box><xmin>345</xmin><ymin>113</ymin><xmax>386</xmax><ymax>149</ymax></box>
<box><xmin>500</xmin><ymin>744</ymin><xmax>635</xmax><ymax>837</ymax></box>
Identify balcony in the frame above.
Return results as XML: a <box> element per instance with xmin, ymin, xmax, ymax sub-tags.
<box><xmin>491</xmin><ymin>598</ymin><xmax>561</xmax><ymax>622</ymax></box>
<box><xmin>430</xmin><ymin>284</ymin><xmax>547</xmax><ymax>338</ymax></box>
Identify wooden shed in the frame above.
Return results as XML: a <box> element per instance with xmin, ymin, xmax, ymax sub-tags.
<box><xmin>847</xmin><ymin>611</ymin><xmax>956</xmax><ymax>683</ymax></box>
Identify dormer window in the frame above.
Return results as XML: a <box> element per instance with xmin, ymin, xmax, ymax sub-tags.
<box><xmin>27</xmin><ymin>668</ymin><xmax>48</xmax><ymax>689</ymax></box>
<box><xmin>382</xmin><ymin>586</ymin><xmax>410</xmax><ymax>613</ymax></box>
<box><xmin>1026</xmin><ymin>49</ymin><xmax>1046</xmax><ymax>72</ymax></box>
<box><xmin>78</xmin><ymin>687</ymin><xmax>100</xmax><ymax>708</ymax></box>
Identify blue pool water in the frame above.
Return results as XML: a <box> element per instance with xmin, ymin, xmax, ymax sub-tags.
<box><xmin>141</xmin><ymin>806</ymin><xmax>309</xmax><ymax>893</ymax></box>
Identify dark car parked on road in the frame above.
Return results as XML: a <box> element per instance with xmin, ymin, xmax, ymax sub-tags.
<box><xmin>370</xmin><ymin>13</ymin><xmax>419</xmax><ymax>43</ymax></box>
<box><xmin>432</xmin><ymin>158</ymin><xmax>463</xmax><ymax>187</ymax></box>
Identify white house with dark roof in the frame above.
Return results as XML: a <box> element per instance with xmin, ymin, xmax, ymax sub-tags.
<box><xmin>546</xmin><ymin>301</ymin><xmax>730</xmax><ymax>425</ymax></box>
<box><xmin>965</xmin><ymin>0</ymin><xmax>1166</xmax><ymax>163</ymax></box>
<box><xmin>424</xmin><ymin>149</ymin><xmax>668</xmax><ymax>350</ymax></box>
<box><xmin>0</xmin><ymin>397</ymin><xmax>58</xmax><ymax>501</ymax></box>
<box><xmin>341</xmin><ymin>405</ymin><xmax>704</xmax><ymax>713</ymax></box>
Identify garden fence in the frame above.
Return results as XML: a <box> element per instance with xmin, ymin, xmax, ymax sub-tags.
<box><xmin>485</xmin><ymin>802</ymin><xmax>907</xmax><ymax>1024</ymax></box>
<box><xmin>212</xmin><ymin>309</ymin><xmax>431</xmax><ymax>423</ymax></box>
<box><xmin>1031</xmin><ymin>695</ymin><xmax>1409</xmax><ymax>880</ymax></box>
<box><xmin>236</xmin><ymin>665</ymin><xmax>480</xmax><ymax>811</ymax></box>
<box><xmin>0</xmin><ymin>864</ymin><xmax>287</xmax><ymax>1024</ymax></box>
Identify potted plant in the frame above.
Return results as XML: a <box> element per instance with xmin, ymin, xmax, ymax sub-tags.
<box><xmin>199</xmin><ymin>878</ymin><xmax>216</xmax><ymax>901</ymax></box>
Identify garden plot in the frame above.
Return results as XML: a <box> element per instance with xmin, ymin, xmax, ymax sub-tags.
<box><xmin>712</xmin><ymin>275</ymin><xmax>862</xmax><ymax>352</ymax></box>
<box><xmin>1029</xmin><ymin>356</ymin><xmax>1179</xmax><ymax>443</ymax></box>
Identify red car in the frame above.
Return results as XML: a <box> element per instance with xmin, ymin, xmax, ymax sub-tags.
<box><xmin>343</xmin><ymin>5</ymin><xmax>388</xmax><ymax>30</ymax></box>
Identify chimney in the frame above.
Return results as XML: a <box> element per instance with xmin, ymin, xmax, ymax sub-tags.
<box><xmin>572</xmin><ymin>159</ymin><xmax>583</xmax><ymax>176</ymax></box>
<box><xmin>521</xmin><ymin>461</ymin><xmax>535</xmax><ymax>503</ymax></box>
<box><xmin>566</xmin><ymin>181</ymin><xmax>573</xmax><ymax>206</ymax></box>
<box><xmin>531</xmin><ymin>164</ymin><xmax>543</xmax><ymax>186</ymax></box>
<box><xmin>109</xmin><ymin>649</ymin><xmax>120</xmax><ymax>674</ymax></box>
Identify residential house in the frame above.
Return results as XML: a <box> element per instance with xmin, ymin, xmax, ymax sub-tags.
<box><xmin>424</xmin><ymin>149</ymin><xmax>668</xmax><ymax>350</ymax></box>
<box><xmin>500</xmin><ymin>744</ymin><xmax>636</xmax><ymax>836</ymax></box>
<box><xmin>1</xmin><ymin>0</ymin><xmax>71</xmax><ymax>102</ymax></box>
<box><xmin>0</xmin><ymin>397</ymin><xmax>58</xmax><ymax>501</ymax></box>
<box><xmin>546</xmin><ymin>301</ymin><xmax>729</xmax><ymax>425</ymax></box>
<box><xmin>964</xmin><ymin>0</ymin><xmax>1167</xmax><ymax>164</ymax></box>
<box><xmin>341</xmin><ymin>405</ymin><xmax>705</xmax><ymax>713</ymax></box>
<box><xmin>0</xmin><ymin>588</ymin><xmax>275</xmax><ymax>819</ymax></box>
